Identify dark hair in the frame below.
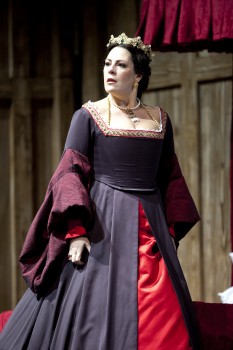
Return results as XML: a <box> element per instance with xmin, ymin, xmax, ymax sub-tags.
<box><xmin>106</xmin><ymin>44</ymin><xmax>151</xmax><ymax>98</ymax></box>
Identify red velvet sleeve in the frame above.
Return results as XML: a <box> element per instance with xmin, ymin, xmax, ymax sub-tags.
<box><xmin>19</xmin><ymin>108</ymin><xmax>95</xmax><ymax>296</ymax></box>
<box><xmin>19</xmin><ymin>149</ymin><xmax>93</xmax><ymax>296</ymax></box>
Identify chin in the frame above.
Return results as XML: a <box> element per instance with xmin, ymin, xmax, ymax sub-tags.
<box><xmin>105</xmin><ymin>86</ymin><xmax>116</xmax><ymax>94</ymax></box>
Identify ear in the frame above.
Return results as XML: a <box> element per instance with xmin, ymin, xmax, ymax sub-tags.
<box><xmin>135</xmin><ymin>74</ymin><xmax>142</xmax><ymax>83</ymax></box>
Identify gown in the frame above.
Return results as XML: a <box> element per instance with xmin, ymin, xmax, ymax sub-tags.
<box><xmin>0</xmin><ymin>101</ymin><xmax>201</xmax><ymax>350</ymax></box>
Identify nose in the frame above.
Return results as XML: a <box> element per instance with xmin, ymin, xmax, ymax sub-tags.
<box><xmin>108</xmin><ymin>64</ymin><xmax>116</xmax><ymax>75</ymax></box>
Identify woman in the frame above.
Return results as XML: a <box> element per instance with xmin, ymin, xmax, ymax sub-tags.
<box><xmin>0</xmin><ymin>33</ymin><xmax>200</xmax><ymax>350</ymax></box>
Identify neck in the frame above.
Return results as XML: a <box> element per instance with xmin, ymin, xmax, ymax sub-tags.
<box><xmin>108</xmin><ymin>94</ymin><xmax>138</xmax><ymax>109</ymax></box>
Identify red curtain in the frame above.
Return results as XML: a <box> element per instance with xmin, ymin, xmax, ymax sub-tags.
<box><xmin>136</xmin><ymin>0</ymin><xmax>233</xmax><ymax>52</ymax></box>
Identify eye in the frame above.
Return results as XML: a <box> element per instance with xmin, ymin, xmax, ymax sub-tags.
<box><xmin>104</xmin><ymin>61</ymin><xmax>110</xmax><ymax>67</ymax></box>
<box><xmin>118</xmin><ymin>63</ymin><xmax>126</xmax><ymax>68</ymax></box>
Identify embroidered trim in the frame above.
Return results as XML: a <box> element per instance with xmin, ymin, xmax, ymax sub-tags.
<box><xmin>82</xmin><ymin>101</ymin><xmax>167</xmax><ymax>139</ymax></box>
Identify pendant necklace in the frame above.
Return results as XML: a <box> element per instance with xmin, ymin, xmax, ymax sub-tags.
<box><xmin>107</xmin><ymin>96</ymin><xmax>161</xmax><ymax>131</ymax></box>
<box><xmin>110</xmin><ymin>96</ymin><xmax>141</xmax><ymax>124</ymax></box>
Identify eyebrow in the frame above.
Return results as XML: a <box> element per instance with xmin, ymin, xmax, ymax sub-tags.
<box><xmin>105</xmin><ymin>59</ymin><xmax>127</xmax><ymax>63</ymax></box>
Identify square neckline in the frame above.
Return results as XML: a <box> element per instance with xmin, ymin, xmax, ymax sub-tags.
<box><xmin>82</xmin><ymin>101</ymin><xmax>167</xmax><ymax>140</ymax></box>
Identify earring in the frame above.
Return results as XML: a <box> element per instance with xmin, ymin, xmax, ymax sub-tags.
<box><xmin>133</xmin><ymin>81</ymin><xmax>139</xmax><ymax>89</ymax></box>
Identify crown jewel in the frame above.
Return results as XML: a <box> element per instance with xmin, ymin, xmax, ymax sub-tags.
<box><xmin>107</xmin><ymin>33</ymin><xmax>154</xmax><ymax>60</ymax></box>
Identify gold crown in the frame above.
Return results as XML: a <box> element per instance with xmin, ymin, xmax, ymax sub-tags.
<box><xmin>107</xmin><ymin>33</ymin><xmax>154</xmax><ymax>60</ymax></box>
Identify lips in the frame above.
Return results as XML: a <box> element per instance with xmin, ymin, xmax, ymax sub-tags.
<box><xmin>107</xmin><ymin>78</ymin><xmax>116</xmax><ymax>83</ymax></box>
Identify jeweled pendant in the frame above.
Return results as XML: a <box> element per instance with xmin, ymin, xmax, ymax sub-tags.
<box><xmin>131</xmin><ymin>117</ymin><xmax>140</xmax><ymax>123</ymax></box>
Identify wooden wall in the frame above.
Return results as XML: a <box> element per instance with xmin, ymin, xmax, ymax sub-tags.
<box><xmin>0</xmin><ymin>0</ymin><xmax>77</xmax><ymax>309</ymax></box>
<box><xmin>0</xmin><ymin>0</ymin><xmax>232</xmax><ymax>312</ymax></box>
<box><xmin>143</xmin><ymin>51</ymin><xmax>232</xmax><ymax>302</ymax></box>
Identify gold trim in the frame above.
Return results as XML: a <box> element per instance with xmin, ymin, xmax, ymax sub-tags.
<box><xmin>82</xmin><ymin>101</ymin><xmax>167</xmax><ymax>139</ymax></box>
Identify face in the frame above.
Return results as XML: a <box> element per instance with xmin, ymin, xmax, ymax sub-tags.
<box><xmin>103</xmin><ymin>46</ymin><xmax>140</xmax><ymax>97</ymax></box>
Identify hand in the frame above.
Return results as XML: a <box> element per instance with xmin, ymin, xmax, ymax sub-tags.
<box><xmin>68</xmin><ymin>236</ymin><xmax>91</xmax><ymax>265</ymax></box>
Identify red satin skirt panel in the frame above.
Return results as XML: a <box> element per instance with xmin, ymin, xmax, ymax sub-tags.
<box><xmin>138</xmin><ymin>202</ymin><xmax>192</xmax><ymax>350</ymax></box>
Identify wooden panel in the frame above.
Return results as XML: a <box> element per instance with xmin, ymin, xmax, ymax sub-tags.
<box><xmin>0</xmin><ymin>0</ymin><xmax>9</xmax><ymax>79</ymax></box>
<box><xmin>31</xmin><ymin>99</ymin><xmax>53</xmax><ymax>212</ymax></box>
<box><xmin>12</xmin><ymin>80</ymin><xmax>34</xmax><ymax>299</ymax></box>
<box><xmin>178</xmin><ymin>54</ymin><xmax>202</xmax><ymax>301</ymax></box>
<box><xmin>0</xmin><ymin>101</ymin><xmax>11</xmax><ymax>311</ymax></box>
<box><xmin>148</xmin><ymin>53</ymin><xmax>182</xmax><ymax>89</ymax></box>
<box><xmin>12</xmin><ymin>1</ymin><xmax>30</xmax><ymax>78</ymax></box>
<box><xmin>27</xmin><ymin>2</ymin><xmax>53</xmax><ymax>78</ymax></box>
<box><xmin>106</xmin><ymin>0</ymin><xmax>139</xmax><ymax>37</ymax></box>
<box><xmin>196</xmin><ymin>52</ymin><xmax>233</xmax><ymax>81</ymax></box>
<box><xmin>143</xmin><ymin>52</ymin><xmax>232</xmax><ymax>302</ymax></box>
<box><xmin>82</xmin><ymin>0</ymin><xmax>107</xmax><ymax>102</ymax></box>
<box><xmin>0</xmin><ymin>0</ymin><xmax>75</xmax><ymax>309</ymax></box>
<box><xmin>29</xmin><ymin>78</ymin><xmax>53</xmax><ymax>99</ymax></box>
<box><xmin>200</xmin><ymin>80</ymin><xmax>232</xmax><ymax>302</ymax></box>
<box><xmin>0</xmin><ymin>81</ymin><xmax>12</xmax><ymax>99</ymax></box>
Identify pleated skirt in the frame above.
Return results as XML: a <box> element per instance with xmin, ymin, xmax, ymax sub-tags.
<box><xmin>0</xmin><ymin>191</ymin><xmax>192</xmax><ymax>350</ymax></box>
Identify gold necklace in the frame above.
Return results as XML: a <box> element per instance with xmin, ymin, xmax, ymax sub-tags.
<box><xmin>109</xmin><ymin>96</ymin><xmax>141</xmax><ymax>124</ymax></box>
<box><xmin>107</xmin><ymin>96</ymin><xmax>111</xmax><ymax>126</ymax></box>
<box><xmin>140</xmin><ymin>102</ymin><xmax>161</xmax><ymax>130</ymax></box>
<box><xmin>111</xmin><ymin>97</ymin><xmax>141</xmax><ymax>111</ymax></box>
<box><xmin>107</xmin><ymin>96</ymin><xmax>161</xmax><ymax>130</ymax></box>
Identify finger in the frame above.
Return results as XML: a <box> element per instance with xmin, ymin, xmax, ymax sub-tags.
<box><xmin>68</xmin><ymin>247</ymin><xmax>77</xmax><ymax>255</ymax></box>
<box><xmin>68</xmin><ymin>248</ymin><xmax>78</xmax><ymax>260</ymax></box>
<box><xmin>68</xmin><ymin>247</ymin><xmax>80</xmax><ymax>263</ymax></box>
<box><xmin>68</xmin><ymin>242</ymin><xmax>89</xmax><ymax>265</ymax></box>
<box><xmin>74</xmin><ymin>254</ymin><xmax>84</xmax><ymax>265</ymax></box>
<box><xmin>71</xmin><ymin>251</ymin><xmax>81</xmax><ymax>264</ymax></box>
<box><xmin>73</xmin><ymin>247</ymin><xmax>85</xmax><ymax>265</ymax></box>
